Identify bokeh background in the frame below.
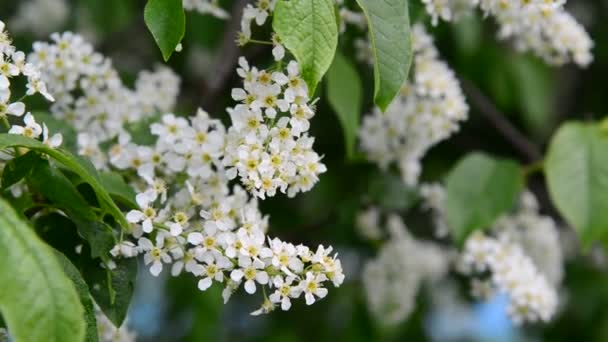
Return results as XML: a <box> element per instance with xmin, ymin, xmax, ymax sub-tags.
<box><xmin>2</xmin><ymin>0</ymin><xmax>608</xmax><ymax>341</ymax></box>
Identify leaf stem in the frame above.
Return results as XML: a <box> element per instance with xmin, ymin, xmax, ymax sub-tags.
<box><xmin>523</xmin><ymin>160</ymin><xmax>544</xmax><ymax>177</ymax></box>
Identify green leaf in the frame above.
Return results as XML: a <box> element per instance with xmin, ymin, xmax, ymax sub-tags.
<box><xmin>32</xmin><ymin>112</ymin><xmax>78</xmax><ymax>153</ymax></box>
<box><xmin>273</xmin><ymin>0</ymin><xmax>338</xmax><ymax>95</ymax></box>
<box><xmin>0</xmin><ymin>134</ymin><xmax>129</xmax><ymax>229</ymax></box>
<box><xmin>1</xmin><ymin>151</ymin><xmax>40</xmax><ymax>190</ymax></box>
<box><xmin>83</xmin><ymin>258</ymin><xmax>137</xmax><ymax>327</ymax></box>
<box><xmin>144</xmin><ymin>0</ymin><xmax>186</xmax><ymax>62</ymax></box>
<box><xmin>54</xmin><ymin>251</ymin><xmax>99</xmax><ymax>342</ymax></box>
<box><xmin>76</xmin><ymin>221</ymin><xmax>116</xmax><ymax>263</ymax></box>
<box><xmin>28</xmin><ymin>158</ymin><xmax>98</xmax><ymax>221</ymax></box>
<box><xmin>354</xmin><ymin>0</ymin><xmax>412</xmax><ymax>111</ymax></box>
<box><xmin>445</xmin><ymin>153</ymin><xmax>523</xmax><ymax>245</ymax></box>
<box><xmin>545</xmin><ymin>122</ymin><xmax>608</xmax><ymax>247</ymax></box>
<box><xmin>0</xmin><ymin>197</ymin><xmax>85</xmax><ymax>342</ymax></box>
<box><xmin>28</xmin><ymin>159</ymin><xmax>116</xmax><ymax>262</ymax></box>
<box><xmin>99</xmin><ymin>172</ymin><xmax>138</xmax><ymax>210</ymax></box>
<box><xmin>326</xmin><ymin>52</ymin><xmax>363</xmax><ymax>159</ymax></box>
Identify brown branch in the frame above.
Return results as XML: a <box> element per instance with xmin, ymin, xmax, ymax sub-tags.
<box><xmin>461</xmin><ymin>78</ymin><xmax>543</xmax><ymax>162</ymax></box>
<box><xmin>199</xmin><ymin>0</ymin><xmax>250</xmax><ymax>112</ymax></box>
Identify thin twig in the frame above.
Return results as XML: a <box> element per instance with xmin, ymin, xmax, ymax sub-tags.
<box><xmin>461</xmin><ymin>78</ymin><xmax>543</xmax><ymax>162</ymax></box>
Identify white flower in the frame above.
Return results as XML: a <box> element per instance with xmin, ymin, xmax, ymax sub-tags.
<box><xmin>42</xmin><ymin>123</ymin><xmax>63</xmax><ymax>148</ymax></box>
<box><xmin>230</xmin><ymin>256</ymin><xmax>269</xmax><ymax>294</ymax></box>
<box><xmin>300</xmin><ymin>272</ymin><xmax>328</xmax><ymax>305</ymax></box>
<box><xmin>9</xmin><ymin>112</ymin><xmax>42</xmax><ymax>138</ymax></box>
<box><xmin>269</xmin><ymin>275</ymin><xmax>299</xmax><ymax>311</ymax></box>
<box><xmin>126</xmin><ymin>191</ymin><xmax>158</xmax><ymax>233</ymax></box>
<box><xmin>138</xmin><ymin>237</ymin><xmax>171</xmax><ymax>276</ymax></box>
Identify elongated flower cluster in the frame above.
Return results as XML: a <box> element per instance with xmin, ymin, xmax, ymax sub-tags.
<box><xmin>224</xmin><ymin>58</ymin><xmax>326</xmax><ymax>198</ymax></box>
<box><xmin>421</xmin><ymin>184</ymin><xmax>563</xmax><ymax>324</ymax></box>
<box><xmin>459</xmin><ymin>231</ymin><xmax>559</xmax><ymax>324</ymax></box>
<box><xmin>492</xmin><ymin>191</ymin><xmax>564</xmax><ymax>286</ymax></box>
<box><xmin>421</xmin><ymin>0</ymin><xmax>593</xmax><ymax>67</ymax></box>
<box><xmin>360</xmin><ymin>210</ymin><xmax>448</xmax><ymax>325</ymax></box>
<box><xmin>183</xmin><ymin>0</ymin><xmax>229</xmax><ymax>19</ymax></box>
<box><xmin>0</xmin><ymin>20</ymin><xmax>60</xmax><ymax>147</ymax></box>
<box><xmin>358</xmin><ymin>24</ymin><xmax>468</xmax><ymax>185</ymax></box>
<box><xmin>110</xmin><ymin>109</ymin><xmax>343</xmax><ymax>315</ymax></box>
<box><xmin>9</xmin><ymin>0</ymin><xmax>69</xmax><ymax>36</ymax></box>
<box><xmin>28</xmin><ymin>32</ymin><xmax>180</xmax><ymax>167</ymax></box>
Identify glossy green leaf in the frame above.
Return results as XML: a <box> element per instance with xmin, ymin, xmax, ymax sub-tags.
<box><xmin>326</xmin><ymin>52</ymin><xmax>362</xmax><ymax>159</ymax></box>
<box><xmin>54</xmin><ymin>251</ymin><xmax>99</xmax><ymax>342</ymax></box>
<box><xmin>28</xmin><ymin>159</ymin><xmax>117</xmax><ymax>262</ymax></box>
<box><xmin>445</xmin><ymin>152</ymin><xmax>523</xmax><ymax>245</ymax></box>
<box><xmin>28</xmin><ymin>158</ymin><xmax>98</xmax><ymax>221</ymax></box>
<box><xmin>144</xmin><ymin>0</ymin><xmax>186</xmax><ymax>61</ymax></box>
<box><xmin>83</xmin><ymin>257</ymin><xmax>137</xmax><ymax>327</ymax></box>
<box><xmin>0</xmin><ymin>134</ymin><xmax>129</xmax><ymax>229</ymax></box>
<box><xmin>0</xmin><ymin>197</ymin><xmax>85</xmax><ymax>342</ymax></box>
<box><xmin>354</xmin><ymin>0</ymin><xmax>412</xmax><ymax>111</ymax></box>
<box><xmin>545</xmin><ymin>122</ymin><xmax>608</xmax><ymax>247</ymax></box>
<box><xmin>1</xmin><ymin>151</ymin><xmax>40</xmax><ymax>190</ymax></box>
<box><xmin>273</xmin><ymin>0</ymin><xmax>338</xmax><ymax>95</ymax></box>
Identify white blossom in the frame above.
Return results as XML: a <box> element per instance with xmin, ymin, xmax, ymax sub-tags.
<box><xmin>183</xmin><ymin>0</ymin><xmax>229</xmax><ymax>19</ymax></box>
<box><xmin>421</xmin><ymin>0</ymin><xmax>593</xmax><ymax>67</ymax></box>
<box><xmin>223</xmin><ymin>57</ymin><xmax>326</xmax><ymax>199</ymax></box>
<box><xmin>362</xmin><ymin>213</ymin><xmax>449</xmax><ymax>325</ymax></box>
<box><xmin>359</xmin><ymin>24</ymin><xmax>468</xmax><ymax>185</ymax></box>
<box><xmin>9</xmin><ymin>0</ymin><xmax>69</xmax><ymax>37</ymax></box>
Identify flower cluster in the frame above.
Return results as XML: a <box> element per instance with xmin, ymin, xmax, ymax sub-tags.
<box><xmin>492</xmin><ymin>191</ymin><xmax>564</xmax><ymax>286</ymax></box>
<box><xmin>421</xmin><ymin>0</ymin><xmax>594</xmax><ymax>67</ymax></box>
<box><xmin>421</xmin><ymin>184</ymin><xmax>563</xmax><ymax>324</ymax></box>
<box><xmin>459</xmin><ymin>231</ymin><xmax>559</xmax><ymax>324</ymax></box>
<box><xmin>0</xmin><ymin>20</ymin><xmax>60</xmax><ymax>147</ymax></box>
<box><xmin>358</xmin><ymin>24</ymin><xmax>468</xmax><ymax>185</ymax></box>
<box><xmin>224</xmin><ymin>57</ymin><xmax>326</xmax><ymax>199</ymax></box>
<box><xmin>9</xmin><ymin>0</ymin><xmax>69</xmax><ymax>37</ymax></box>
<box><xmin>183</xmin><ymin>0</ymin><xmax>229</xmax><ymax>19</ymax></box>
<box><xmin>239</xmin><ymin>0</ymin><xmax>277</xmax><ymax>42</ymax></box>
<box><xmin>360</xmin><ymin>210</ymin><xmax>448</xmax><ymax>325</ymax></box>
<box><xmin>110</xmin><ymin>109</ymin><xmax>343</xmax><ymax>315</ymax></box>
<box><xmin>28</xmin><ymin>32</ymin><xmax>180</xmax><ymax>167</ymax></box>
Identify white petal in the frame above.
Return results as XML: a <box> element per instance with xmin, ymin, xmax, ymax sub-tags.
<box><xmin>198</xmin><ymin>277</ymin><xmax>213</xmax><ymax>291</ymax></box>
<box><xmin>231</xmin><ymin>269</ymin><xmax>244</xmax><ymax>281</ymax></box>
<box><xmin>244</xmin><ymin>280</ymin><xmax>256</xmax><ymax>294</ymax></box>
<box><xmin>142</xmin><ymin>219</ymin><xmax>153</xmax><ymax>233</ymax></box>
<box><xmin>7</xmin><ymin>102</ymin><xmax>25</xmax><ymax>116</ymax></box>
<box><xmin>281</xmin><ymin>298</ymin><xmax>291</xmax><ymax>311</ymax></box>
<box><xmin>256</xmin><ymin>271</ymin><xmax>269</xmax><ymax>284</ymax></box>
<box><xmin>150</xmin><ymin>262</ymin><xmax>163</xmax><ymax>276</ymax></box>
<box><xmin>126</xmin><ymin>210</ymin><xmax>144</xmax><ymax>223</ymax></box>
<box><xmin>305</xmin><ymin>292</ymin><xmax>315</xmax><ymax>305</ymax></box>
<box><xmin>188</xmin><ymin>232</ymin><xmax>204</xmax><ymax>245</ymax></box>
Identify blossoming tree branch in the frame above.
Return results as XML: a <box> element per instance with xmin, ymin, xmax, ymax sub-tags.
<box><xmin>0</xmin><ymin>0</ymin><xmax>605</xmax><ymax>341</ymax></box>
